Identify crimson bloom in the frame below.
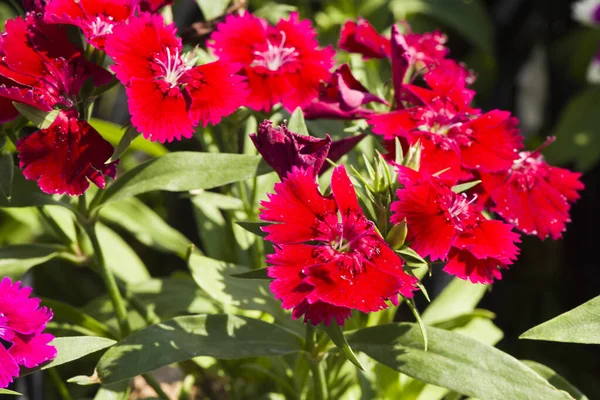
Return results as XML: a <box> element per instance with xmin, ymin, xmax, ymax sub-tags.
<box><xmin>391</xmin><ymin>166</ymin><xmax>520</xmax><ymax>283</ymax></box>
<box><xmin>105</xmin><ymin>13</ymin><xmax>247</xmax><ymax>142</ymax></box>
<box><xmin>0</xmin><ymin>277</ymin><xmax>56</xmax><ymax>389</ymax></box>
<box><xmin>208</xmin><ymin>12</ymin><xmax>334</xmax><ymax>112</ymax></box>
<box><xmin>303</xmin><ymin>64</ymin><xmax>387</xmax><ymax>120</ymax></box>
<box><xmin>481</xmin><ymin>146</ymin><xmax>584</xmax><ymax>240</ymax></box>
<box><xmin>17</xmin><ymin>110</ymin><xmax>117</xmax><ymax>196</ymax></box>
<box><xmin>260</xmin><ymin>166</ymin><xmax>417</xmax><ymax>325</ymax></box>
<box><xmin>44</xmin><ymin>0</ymin><xmax>138</xmax><ymax>49</ymax></box>
<box><xmin>0</xmin><ymin>15</ymin><xmax>111</xmax><ymax>123</ymax></box>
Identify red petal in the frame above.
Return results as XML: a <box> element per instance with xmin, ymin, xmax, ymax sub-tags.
<box><xmin>17</xmin><ymin>111</ymin><xmax>116</xmax><ymax>196</ymax></box>
<box><xmin>292</xmin><ymin>300</ymin><xmax>351</xmax><ymax>326</ymax></box>
<box><xmin>0</xmin><ymin>346</ymin><xmax>19</xmax><ymax>389</ymax></box>
<box><xmin>208</xmin><ymin>12</ymin><xmax>269</xmax><ymax>66</ymax></box>
<box><xmin>338</xmin><ymin>18</ymin><xmax>390</xmax><ymax>59</ymax></box>
<box><xmin>453</xmin><ymin>220</ymin><xmax>520</xmax><ymax>264</ymax></box>
<box><xmin>444</xmin><ymin>248</ymin><xmax>506</xmax><ymax>284</ymax></box>
<box><xmin>0</xmin><ymin>17</ymin><xmax>46</xmax><ymax>83</ymax></box>
<box><xmin>0</xmin><ymin>278</ymin><xmax>53</xmax><ymax>336</ymax></box>
<box><xmin>9</xmin><ymin>332</ymin><xmax>56</xmax><ymax>369</ymax></box>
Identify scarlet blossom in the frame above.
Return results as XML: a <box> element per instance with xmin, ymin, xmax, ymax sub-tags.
<box><xmin>303</xmin><ymin>64</ymin><xmax>387</xmax><ymax>120</ymax></box>
<box><xmin>208</xmin><ymin>12</ymin><xmax>335</xmax><ymax>112</ymax></box>
<box><xmin>0</xmin><ymin>15</ymin><xmax>112</xmax><ymax>123</ymax></box>
<box><xmin>0</xmin><ymin>277</ymin><xmax>56</xmax><ymax>389</ymax></box>
<box><xmin>260</xmin><ymin>166</ymin><xmax>418</xmax><ymax>325</ymax></box>
<box><xmin>391</xmin><ymin>166</ymin><xmax>520</xmax><ymax>284</ymax></box>
<box><xmin>44</xmin><ymin>0</ymin><xmax>138</xmax><ymax>49</ymax></box>
<box><xmin>481</xmin><ymin>146</ymin><xmax>584</xmax><ymax>240</ymax></box>
<box><xmin>139</xmin><ymin>0</ymin><xmax>172</xmax><ymax>12</ymax></box>
<box><xmin>339</xmin><ymin>18</ymin><xmax>448</xmax><ymax>67</ymax></box>
<box><xmin>105</xmin><ymin>13</ymin><xmax>247</xmax><ymax>142</ymax></box>
<box><xmin>17</xmin><ymin>110</ymin><xmax>117</xmax><ymax>196</ymax></box>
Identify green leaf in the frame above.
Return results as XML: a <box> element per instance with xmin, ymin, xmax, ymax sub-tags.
<box><xmin>390</xmin><ymin>0</ymin><xmax>494</xmax><ymax>53</ymax></box>
<box><xmin>0</xmin><ymin>168</ymin><xmax>68</xmax><ymax>208</ymax></box>
<box><xmin>235</xmin><ymin>220</ymin><xmax>269</xmax><ymax>238</ymax></box>
<box><xmin>89</xmin><ymin>118</ymin><xmax>167</xmax><ymax>158</ymax></box>
<box><xmin>451</xmin><ymin>180</ymin><xmax>481</xmax><ymax>194</ymax></box>
<box><xmin>188</xmin><ymin>251</ymin><xmax>273</xmax><ymax>313</ymax></box>
<box><xmin>288</xmin><ymin>107</ymin><xmax>309</xmax><ymax>135</ymax></box>
<box><xmin>0</xmin><ymin>151</ymin><xmax>14</xmax><ymax>201</ymax></box>
<box><xmin>108</xmin><ymin>126</ymin><xmax>140</xmax><ymax>163</ymax></box>
<box><xmin>422</xmin><ymin>278</ymin><xmax>489</xmax><ymax>325</ymax></box>
<box><xmin>323</xmin><ymin>322</ymin><xmax>364</xmax><ymax>370</ymax></box>
<box><xmin>100</xmin><ymin>198</ymin><xmax>190</xmax><ymax>257</ymax></box>
<box><xmin>190</xmin><ymin>191</ymin><xmax>244</xmax><ymax>210</ymax></box>
<box><xmin>196</xmin><ymin>0</ymin><xmax>230</xmax><ymax>20</ymax></box>
<box><xmin>230</xmin><ymin>268</ymin><xmax>270</xmax><ymax>280</ymax></box>
<box><xmin>93</xmin><ymin>152</ymin><xmax>262</xmax><ymax>208</ymax></box>
<box><xmin>96</xmin><ymin>314</ymin><xmax>303</xmax><ymax>384</ymax></box>
<box><xmin>0</xmin><ymin>389</ymin><xmax>22</xmax><ymax>395</ymax></box>
<box><xmin>254</xmin><ymin>2</ymin><xmax>297</xmax><ymax>24</ymax></box>
<box><xmin>432</xmin><ymin>309</ymin><xmax>496</xmax><ymax>330</ymax></box>
<box><xmin>348</xmin><ymin>323</ymin><xmax>572</xmax><ymax>400</ymax></box>
<box><xmin>522</xmin><ymin>360</ymin><xmax>589</xmax><ymax>400</ymax></box>
<box><xmin>544</xmin><ymin>87</ymin><xmax>600</xmax><ymax>171</ymax></box>
<box><xmin>13</xmin><ymin>103</ymin><xmax>59</xmax><ymax>129</ymax></box>
<box><xmin>97</xmin><ymin>223</ymin><xmax>150</xmax><ymax>284</ymax></box>
<box><xmin>0</xmin><ymin>244</ymin><xmax>62</xmax><ymax>279</ymax></box>
<box><xmin>93</xmin><ymin>381</ymin><xmax>130</xmax><ymax>400</ymax></box>
<box><xmin>520</xmin><ymin>295</ymin><xmax>600</xmax><ymax>344</ymax></box>
<box><xmin>42</xmin><ymin>298</ymin><xmax>117</xmax><ymax>339</ymax></box>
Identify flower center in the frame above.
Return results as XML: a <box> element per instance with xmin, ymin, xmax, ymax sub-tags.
<box><xmin>154</xmin><ymin>48</ymin><xmax>195</xmax><ymax>88</ymax></box>
<box><xmin>446</xmin><ymin>192</ymin><xmax>477</xmax><ymax>230</ymax></box>
<box><xmin>252</xmin><ymin>31</ymin><xmax>299</xmax><ymax>71</ymax></box>
<box><xmin>88</xmin><ymin>16</ymin><xmax>114</xmax><ymax>37</ymax></box>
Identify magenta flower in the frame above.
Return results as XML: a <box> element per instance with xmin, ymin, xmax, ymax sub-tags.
<box><xmin>0</xmin><ymin>277</ymin><xmax>56</xmax><ymax>389</ymax></box>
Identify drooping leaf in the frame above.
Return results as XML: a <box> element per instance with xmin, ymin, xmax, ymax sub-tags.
<box><xmin>89</xmin><ymin>118</ymin><xmax>167</xmax><ymax>158</ymax></box>
<box><xmin>0</xmin><ymin>244</ymin><xmax>62</xmax><ymax>279</ymax></box>
<box><xmin>522</xmin><ymin>360</ymin><xmax>589</xmax><ymax>400</ymax></box>
<box><xmin>520</xmin><ymin>295</ymin><xmax>600</xmax><ymax>344</ymax></box>
<box><xmin>13</xmin><ymin>103</ymin><xmax>59</xmax><ymax>129</ymax></box>
<box><xmin>288</xmin><ymin>107</ymin><xmax>309</xmax><ymax>136</ymax></box>
<box><xmin>100</xmin><ymin>198</ymin><xmax>190</xmax><ymax>257</ymax></box>
<box><xmin>348</xmin><ymin>323</ymin><xmax>572</xmax><ymax>400</ymax></box>
<box><xmin>93</xmin><ymin>152</ymin><xmax>262</xmax><ymax>208</ymax></box>
<box><xmin>42</xmin><ymin>298</ymin><xmax>117</xmax><ymax>339</ymax></box>
<box><xmin>422</xmin><ymin>278</ymin><xmax>489</xmax><ymax>325</ymax></box>
<box><xmin>390</xmin><ymin>0</ymin><xmax>494</xmax><ymax>53</ymax></box>
<box><xmin>108</xmin><ymin>126</ymin><xmax>140</xmax><ymax>163</ymax></box>
<box><xmin>96</xmin><ymin>314</ymin><xmax>303</xmax><ymax>384</ymax></box>
<box><xmin>323</xmin><ymin>322</ymin><xmax>364</xmax><ymax>370</ymax></box>
<box><xmin>0</xmin><ymin>151</ymin><xmax>14</xmax><ymax>201</ymax></box>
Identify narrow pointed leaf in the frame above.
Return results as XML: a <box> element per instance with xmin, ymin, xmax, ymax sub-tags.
<box><xmin>0</xmin><ymin>389</ymin><xmax>22</xmax><ymax>395</ymax></box>
<box><xmin>522</xmin><ymin>360</ymin><xmax>589</xmax><ymax>400</ymax></box>
<box><xmin>108</xmin><ymin>126</ymin><xmax>140</xmax><ymax>163</ymax></box>
<box><xmin>323</xmin><ymin>322</ymin><xmax>364</xmax><ymax>370</ymax></box>
<box><xmin>452</xmin><ymin>180</ymin><xmax>481</xmax><ymax>194</ymax></box>
<box><xmin>89</xmin><ymin>118</ymin><xmax>167</xmax><ymax>158</ymax></box>
<box><xmin>0</xmin><ymin>244</ymin><xmax>62</xmax><ymax>279</ymax></box>
<box><xmin>96</xmin><ymin>314</ymin><xmax>303</xmax><ymax>384</ymax></box>
<box><xmin>235</xmin><ymin>221</ymin><xmax>269</xmax><ymax>237</ymax></box>
<box><xmin>13</xmin><ymin>103</ymin><xmax>59</xmax><ymax>129</ymax></box>
<box><xmin>520</xmin><ymin>295</ymin><xmax>600</xmax><ymax>344</ymax></box>
<box><xmin>348</xmin><ymin>323</ymin><xmax>572</xmax><ymax>400</ymax></box>
<box><xmin>288</xmin><ymin>107</ymin><xmax>309</xmax><ymax>135</ymax></box>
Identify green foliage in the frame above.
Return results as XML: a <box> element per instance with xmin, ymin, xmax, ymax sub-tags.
<box><xmin>0</xmin><ymin>244</ymin><xmax>63</xmax><ymax>279</ymax></box>
<box><xmin>348</xmin><ymin>323</ymin><xmax>572</xmax><ymax>400</ymax></box>
<box><xmin>0</xmin><ymin>151</ymin><xmax>13</xmax><ymax>201</ymax></box>
<box><xmin>0</xmin><ymin>389</ymin><xmax>22</xmax><ymax>396</ymax></box>
<box><xmin>89</xmin><ymin>118</ymin><xmax>167</xmax><ymax>158</ymax></box>
<box><xmin>12</xmin><ymin>104</ymin><xmax>59</xmax><ymax>129</ymax></box>
<box><xmin>520</xmin><ymin>295</ymin><xmax>600</xmax><ymax>344</ymax></box>
<box><xmin>196</xmin><ymin>0</ymin><xmax>230</xmax><ymax>20</ymax></box>
<box><xmin>33</xmin><ymin>337</ymin><xmax>116</xmax><ymax>372</ymax></box>
<box><xmin>288</xmin><ymin>107</ymin><xmax>309</xmax><ymax>135</ymax></box>
<box><xmin>523</xmin><ymin>360</ymin><xmax>589</xmax><ymax>400</ymax></box>
<box><xmin>96</xmin><ymin>314</ymin><xmax>304</xmax><ymax>384</ymax></box>
<box><xmin>323</xmin><ymin>322</ymin><xmax>364</xmax><ymax>370</ymax></box>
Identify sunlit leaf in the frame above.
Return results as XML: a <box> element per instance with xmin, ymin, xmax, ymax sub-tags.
<box><xmin>523</xmin><ymin>360</ymin><xmax>589</xmax><ymax>400</ymax></box>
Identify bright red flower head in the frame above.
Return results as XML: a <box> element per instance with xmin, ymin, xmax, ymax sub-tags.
<box><xmin>260</xmin><ymin>166</ymin><xmax>418</xmax><ymax>325</ymax></box>
<box><xmin>391</xmin><ymin>166</ymin><xmax>520</xmax><ymax>284</ymax></box>
<box><xmin>303</xmin><ymin>64</ymin><xmax>387</xmax><ymax>120</ymax></box>
<box><xmin>44</xmin><ymin>0</ymin><xmax>138</xmax><ymax>49</ymax></box>
<box><xmin>481</xmin><ymin>145</ymin><xmax>584</xmax><ymax>240</ymax></box>
<box><xmin>17</xmin><ymin>110</ymin><xmax>117</xmax><ymax>196</ymax></box>
<box><xmin>208</xmin><ymin>11</ymin><xmax>334</xmax><ymax>112</ymax></box>
<box><xmin>0</xmin><ymin>15</ymin><xmax>112</xmax><ymax>123</ymax></box>
<box><xmin>0</xmin><ymin>277</ymin><xmax>56</xmax><ymax>389</ymax></box>
<box><xmin>338</xmin><ymin>18</ymin><xmax>390</xmax><ymax>59</ymax></box>
<box><xmin>139</xmin><ymin>0</ymin><xmax>171</xmax><ymax>12</ymax></box>
<box><xmin>105</xmin><ymin>13</ymin><xmax>247</xmax><ymax>142</ymax></box>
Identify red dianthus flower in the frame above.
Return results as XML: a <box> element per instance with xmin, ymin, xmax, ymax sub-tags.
<box><xmin>391</xmin><ymin>166</ymin><xmax>520</xmax><ymax>284</ymax></box>
<box><xmin>105</xmin><ymin>13</ymin><xmax>247</xmax><ymax>143</ymax></box>
<box><xmin>208</xmin><ymin>12</ymin><xmax>334</xmax><ymax>112</ymax></box>
<box><xmin>260</xmin><ymin>166</ymin><xmax>417</xmax><ymax>325</ymax></box>
<box><xmin>0</xmin><ymin>277</ymin><xmax>56</xmax><ymax>389</ymax></box>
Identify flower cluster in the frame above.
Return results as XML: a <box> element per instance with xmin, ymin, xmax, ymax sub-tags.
<box><xmin>0</xmin><ymin>277</ymin><xmax>56</xmax><ymax>388</ymax></box>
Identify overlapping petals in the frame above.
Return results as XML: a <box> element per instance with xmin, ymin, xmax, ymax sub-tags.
<box><xmin>105</xmin><ymin>12</ymin><xmax>247</xmax><ymax>142</ymax></box>
<box><xmin>209</xmin><ymin>11</ymin><xmax>334</xmax><ymax>112</ymax></box>
<box><xmin>0</xmin><ymin>277</ymin><xmax>56</xmax><ymax>389</ymax></box>
<box><xmin>17</xmin><ymin>110</ymin><xmax>117</xmax><ymax>196</ymax></box>
<box><xmin>260</xmin><ymin>166</ymin><xmax>417</xmax><ymax>325</ymax></box>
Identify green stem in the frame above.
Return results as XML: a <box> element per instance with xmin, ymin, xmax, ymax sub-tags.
<box><xmin>304</xmin><ymin>325</ymin><xmax>328</xmax><ymax>400</ymax></box>
<box><xmin>37</xmin><ymin>207</ymin><xmax>73</xmax><ymax>247</ymax></box>
<box><xmin>48</xmin><ymin>368</ymin><xmax>73</xmax><ymax>400</ymax></box>
<box><xmin>142</xmin><ymin>373</ymin><xmax>170</xmax><ymax>400</ymax></box>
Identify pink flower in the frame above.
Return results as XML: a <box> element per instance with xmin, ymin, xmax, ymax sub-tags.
<box><xmin>481</xmin><ymin>144</ymin><xmax>585</xmax><ymax>240</ymax></box>
<box><xmin>0</xmin><ymin>15</ymin><xmax>112</xmax><ymax>123</ymax></box>
<box><xmin>391</xmin><ymin>166</ymin><xmax>520</xmax><ymax>283</ymax></box>
<box><xmin>208</xmin><ymin>12</ymin><xmax>334</xmax><ymax>112</ymax></box>
<box><xmin>0</xmin><ymin>277</ymin><xmax>56</xmax><ymax>389</ymax></box>
<box><xmin>303</xmin><ymin>64</ymin><xmax>387</xmax><ymax>120</ymax></box>
<box><xmin>44</xmin><ymin>0</ymin><xmax>138</xmax><ymax>49</ymax></box>
<box><xmin>260</xmin><ymin>166</ymin><xmax>417</xmax><ymax>325</ymax></box>
<box><xmin>105</xmin><ymin>13</ymin><xmax>247</xmax><ymax>142</ymax></box>
<box><xmin>17</xmin><ymin>110</ymin><xmax>117</xmax><ymax>196</ymax></box>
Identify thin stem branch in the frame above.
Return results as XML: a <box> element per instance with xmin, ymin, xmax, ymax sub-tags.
<box><xmin>48</xmin><ymin>368</ymin><xmax>73</xmax><ymax>400</ymax></box>
<box><xmin>304</xmin><ymin>325</ymin><xmax>328</xmax><ymax>400</ymax></box>
<box><xmin>142</xmin><ymin>373</ymin><xmax>170</xmax><ymax>400</ymax></box>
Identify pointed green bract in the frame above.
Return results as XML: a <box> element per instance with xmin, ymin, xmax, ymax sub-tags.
<box><xmin>288</xmin><ymin>107</ymin><xmax>309</xmax><ymax>136</ymax></box>
<box><xmin>323</xmin><ymin>322</ymin><xmax>364</xmax><ymax>370</ymax></box>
